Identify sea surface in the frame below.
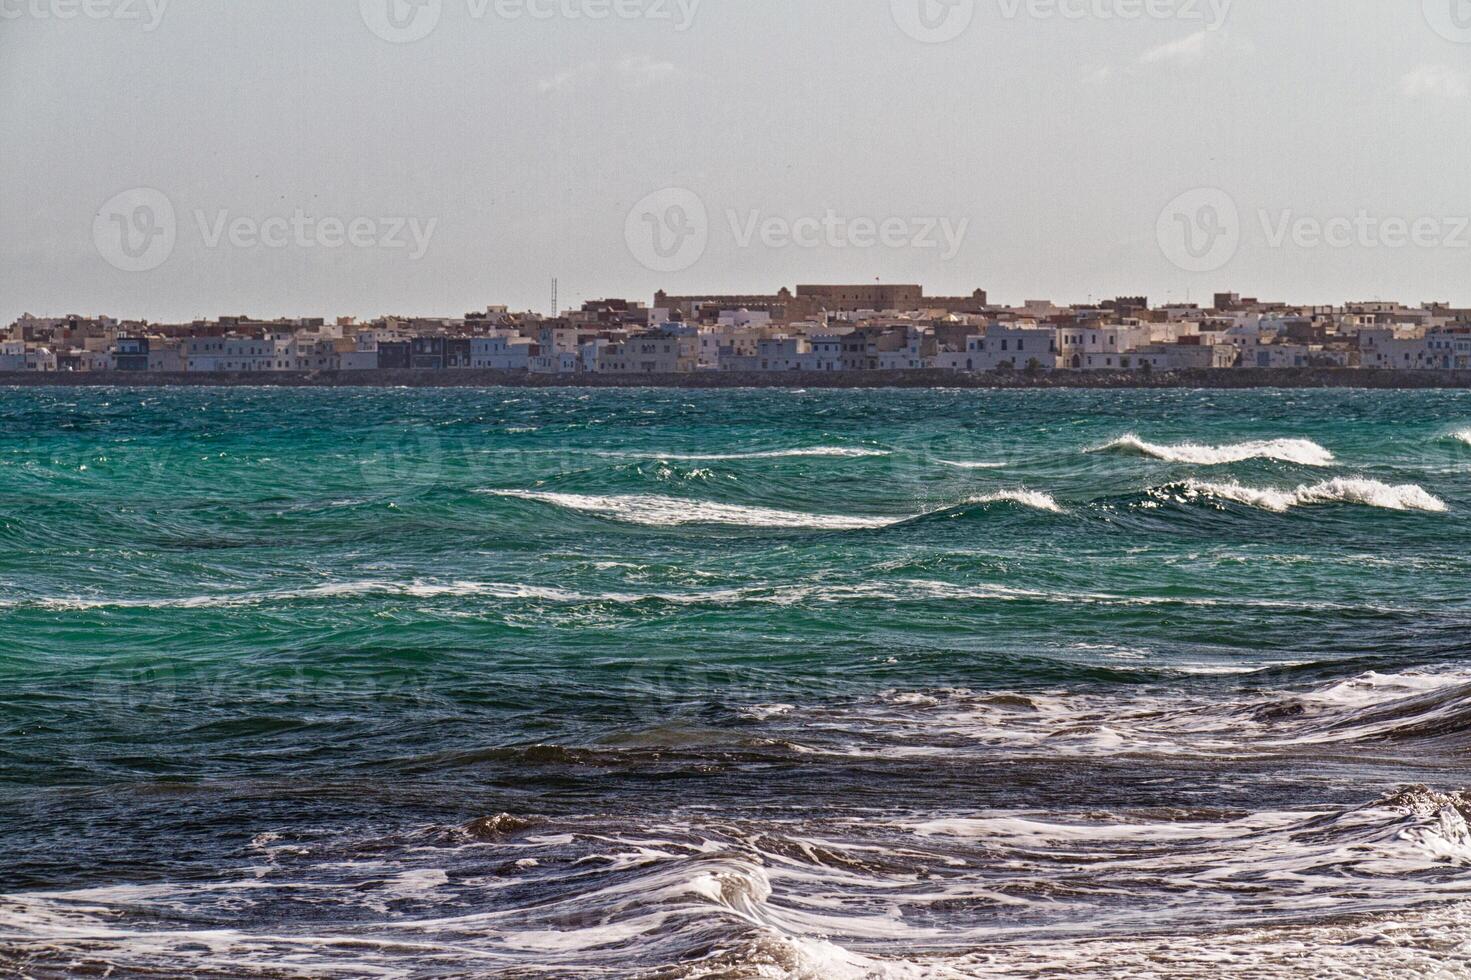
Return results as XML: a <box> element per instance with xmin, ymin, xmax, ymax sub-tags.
<box><xmin>2</xmin><ymin>386</ymin><xmax>1471</xmax><ymax>978</ymax></box>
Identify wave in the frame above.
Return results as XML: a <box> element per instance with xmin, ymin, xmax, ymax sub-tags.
<box><xmin>1172</xmin><ymin>478</ymin><xmax>1448</xmax><ymax>513</ymax></box>
<box><xmin>1451</xmin><ymin>429</ymin><xmax>1471</xmax><ymax>447</ymax></box>
<box><xmin>803</xmin><ymin>667</ymin><xmax>1471</xmax><ymax>761</ymax></box>
<box><xmin>963</xmin><ymin>490</ymin><xmax>1064</xmax><ymax>513</ymax></box>
<box><xmin>1101</xmin><ymin>434</ymin><xmax>1336</xmax><ymax>466</ymax></box>
<box><xmin>483</xmin><ymin>491</ymin><xmax>903</xmax><ymax>530</ymax></box>
<box><xmin>608</xmin><ymin>447</ymin><xmax>890</xmax><ymax>461</ymax></box>
<box><xmin>935</xmin><ymin>459</ymin><xmax>1007</xmax><ymax>470</ymax></box>
<box><xmin>6</xmin><ymin>784</ymin><xmax>1469</xmax><ymax>979</ymax></box>
<box><xmin>20</xmin><ymin>580</ymin><xmax>590</xmax><ymax>611</ymax></box>
<box><xmin>13</xmin><ymin>577</ymin><xmax>1375</xmax><ymax>614</ymax></box>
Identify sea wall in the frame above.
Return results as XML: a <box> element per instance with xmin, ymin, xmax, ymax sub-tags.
<box><xmin>5</xmin><ymin>368</ymin><xmax>1471</xmax><ymax>389</ymax></box>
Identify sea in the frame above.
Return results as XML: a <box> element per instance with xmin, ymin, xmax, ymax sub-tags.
<box><xmin>2</xmin><ymin>385</ymin><xmax>1470</xmax><ymax>979</ymax></box>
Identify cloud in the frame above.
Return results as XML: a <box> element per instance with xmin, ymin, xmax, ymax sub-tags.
<box><xmin>1399</xmin><ymin>64</ymin><xmax>1470</xmax><ymax>100</ymax></box>
<box><xmin>537</xmin><ymin>56</ymin><xmax>680</xmax><ymax>95</ymax></box>
<box><xmin>615</xmin><ymin>55</ymin><xmax>678</xmax><ymax>90</ymax></box>
<box><xmin>1137</xmin><ymin>31</ymin><xmax>1209</xmax><ymax>66</ymax></box>
<box><xmin>1083</xmin><ymin>30</ymin><xmax>1249</xmax><ymax>85</ymax></box>
<box><xmin>537</xmin><ymin>62</ymin><xmax>599</xmax><ymax>94</ymax></box>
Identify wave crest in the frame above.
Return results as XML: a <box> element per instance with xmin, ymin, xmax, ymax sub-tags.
<box><xmin>614</xmin><ymin>447</ymin><xmax>889</xmax><ymax>461</ymax></box>
<box><xmin>1102</xmin><ymin>434</ymin><xmax>1336</xmax><ymax>467</ymax></box>
<box><xmin>484</xmin><ymin>491</ymin><xmax>901</xmax><ymax>530</ymax></box>
<box><xmin>965</xmin><ymin>490</ymin><xmax>1064</xmax><ymax>513</ymax></box>
<box><xmin>1172</xmin><ymin>478</ymin><xmax>1447</xmax><ymax>513</ymax></box>
<box><xmin>935</xmin><ymin>459</ymin><xmax>1008</xmax><ymax>470</ymax></box>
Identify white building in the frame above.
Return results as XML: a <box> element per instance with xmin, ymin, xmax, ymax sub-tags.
<box><xmin>1243</xmin><ymin>343</ymin><xmax>1314</xmax><ymax>369</ymax></box>
<box><xmin>1057</xmin><ymin>322</ymin><xmax>1152</xmax><ymax>370</ymax></box>
<box><xmin>721</xmin><ymin>337</ymin><xmax>803</xmax><ymax>372</ymax></box>
<box><xmin>598</xmin><ymin>334</ymin><xmax>699</xmax><ymax>374</ymax></box>
<box><xmin>1360</xmin><ymin>329</ymin><xmax>1435</xmax><ymax>370</ymax></box>
<box><xmin>0</xmin><ymin>341</ymin><xmax>55</xmax><ymax>372</ymax></box>
<box><xmin>874</xmin><ymin>326</ymin><xmax>935</xmax><ymax>371</ymax></box>
<box><xmin>182</xmin><ymin>336</ymin><xmax>280</xmax><ymax>373</ymax></box>
<box><xmin>470</xmin><ymin>335</ymin><xmax>535</xmax><ymax>370</ymax></box>
<box><xmin>340</xmin><ymin>334</ymin><xmax>380</xmax><ymax>371</ymax></box>
<box><xmin>1426</xmin><ymin>332</ymin><xmax>1471</xmax><ymax>370</ymax></box>
<box><xmin>939</xmin><ymin>325</ymin><xmax>1058</xmax><ymax>372</ymax></box>
<box><xmin>1131</xmin><ymin>343</ymin><xmax>1238</xmax><ymax>371</ymax></box>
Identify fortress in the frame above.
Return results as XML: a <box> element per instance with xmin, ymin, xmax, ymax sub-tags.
<box><xmin>654</xmin><ymin>285</ymin><xmax>990</xmax><ymax>322</ymax></box>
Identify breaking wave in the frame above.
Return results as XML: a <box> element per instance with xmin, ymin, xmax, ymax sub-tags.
<box><xmin>1451</xmin><ymin>428</ymin><xmax>1471</xmax><ymax>447</ymax></box>
<box><xmin>611</xmin><ymin>446</ymin><xmax>890</xmax><ymax>461</ymax></box>
<box><xmin>487</xmin><ymin>488</ymin><xmax>1065</xmax><ymax>529</ymax></box>
<box><xmin>807</xmin><ymin>667</ymin><xmax>1471</xmax><ymax>760</ymax></box>
<box><xmin>1170</xmin><ymin>478</ymin><xmax>1448</xmax><ymax>513</ymax></box>
<box><xmin>964</xmin><ymin>490</ymin><xmax>1064</xmax><ymax>513</ymax></box>
<box><xmin>483</xmin><ymin>491</ymin><xmax>903</xmax><ymax>529</ymax></box>
<box><xmin>4</xmin><ymin>782</ymin><xmax>1468</xmax><ymax>979</ymax></box>
<box><xmin>1101</xmin><ymin>434</ymin><xmax>1336</xmax><ymax>466</ymax></box>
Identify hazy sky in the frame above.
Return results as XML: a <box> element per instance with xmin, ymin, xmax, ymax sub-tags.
<box><xmin>3</xmin><ymin>0</ymin><xmax>1471</xmax><ymax>323</ymax></box>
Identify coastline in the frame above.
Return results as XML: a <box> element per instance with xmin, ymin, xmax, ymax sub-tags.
<box><xmin>5</xmin><ymin>367</ymin><xmax>1471</xmax><ymax>389</ymax></box>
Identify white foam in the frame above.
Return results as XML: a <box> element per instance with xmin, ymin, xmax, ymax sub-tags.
<box><xmin>485</xmin><ymin>491</ymin><xmax>902</xmax><ymax>529</ymax></box>
<box><xmin>935</xmin><ymin>459</ymin><xmax>1007</xmax><ymax>470</ymax></box>
<box><xmin>613</xmin><ymin>447</ymin><xmax>889</xmax><ymax>461</ymax></box>
<box><xmin>28</xmin><ymin>580</ymin><xmax>592</xmax><ymax>611</ymax></box>
<box><xmin>1179</xmin><ymin>477</ymin><xmax>1448</xmax><ymax>513</ymax></box>
<box><xmin>1452</xmin><ymin>428</ymin><xmax>1471</xmax><ymax>447</ymax></box>
<box><xmin>7</xmin><ymin>785</ymin><xmax>1471</xmax><ymax>979</ymax></box>
<box><xmin>965</xmin><ymin>490</ymin><xmax>1064</xmax><ymax>513</ymax></box>
<box><xmin>1102</xmin><ymin>434</ymin><xmax>1336</xmax><ymax>467</ymax></box>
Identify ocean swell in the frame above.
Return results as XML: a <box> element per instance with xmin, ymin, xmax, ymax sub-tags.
<box><xmin>483</xmin><ymin>491</ymin><xmax>903</xmax><ymax>529</ymax></box>
<box><xmin>1171</xmin><ymin>478</ymin><xmax>1448</xmax><ymax>513</ymax></box>
<box><xmin>486</xmin><ymin>489</ymin><xmax>1065</xmax><ymax>529</ymax></box>
<box><xmin>1101</xmin><ymin>434</ymin><xmax>1336</xmax><ymax>466</ymax></box>
<box><xmin>609</xmin><ymin>447</ymin><xmax>890</xmax><ymax>461</ymax></box>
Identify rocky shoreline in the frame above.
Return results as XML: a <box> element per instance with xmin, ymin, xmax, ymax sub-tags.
<box><xmin>5</xmin><ymin>368</ymin><xmax>1471</xmax><ymax>389</ymax></box>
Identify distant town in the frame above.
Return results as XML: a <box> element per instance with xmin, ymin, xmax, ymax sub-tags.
<box><xmin>5</xmin><ymin>284</ymin><xmax>1471</xmax><ymax>378</ymax></box>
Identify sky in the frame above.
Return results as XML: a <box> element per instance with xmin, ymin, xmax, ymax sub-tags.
<box><xmin>2</xmin><ymin>0</ymin><xmax>1470</xmax><ymax>324</ymax></box>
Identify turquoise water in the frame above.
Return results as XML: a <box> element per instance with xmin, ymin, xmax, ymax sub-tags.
<box><xmin>3</xmin><ymin>387</ymin><xmax>1471</xmax><ymax>977</ymax></box>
